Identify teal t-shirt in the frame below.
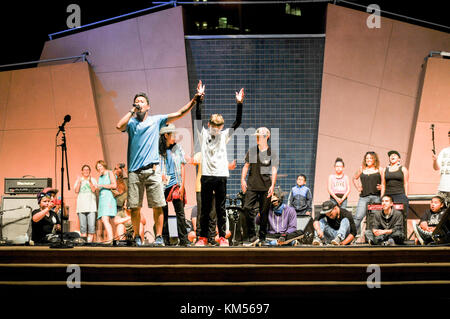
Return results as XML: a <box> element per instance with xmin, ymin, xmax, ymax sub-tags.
<box><xmin>127</xmin><ymin>114</ymin><xmax>168</xmax><ymax>172</ymax></box>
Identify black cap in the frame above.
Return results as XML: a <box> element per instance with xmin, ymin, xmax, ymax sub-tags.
<box><xmin>320</xmin><ymin>200</ymin><xmax>336</xmax><ymax>215</ymax></box>
<box><xmin>387</xmin><ymin>150</ymin><xmax>400</xmax><ymax>158</ymax></box>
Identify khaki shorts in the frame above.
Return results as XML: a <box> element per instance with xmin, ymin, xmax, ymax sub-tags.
<box><xmin>128</xmin><ymin>164</ymin><xmax>166</xmax><ymax>209</ymax></box>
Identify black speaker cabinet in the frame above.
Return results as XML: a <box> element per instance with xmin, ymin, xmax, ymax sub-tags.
<box><xmin>1</xmin><ymin>196</ymin><xmax>39</xmax><ymax>243</ymax></box>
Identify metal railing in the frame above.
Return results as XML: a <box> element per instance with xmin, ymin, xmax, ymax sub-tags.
<box><xmin>0</xmin><ymin>52</ymin><xmax>90</xmax><ymax>70</ymax></box>
<box><xmin>48</xmin><ymin>2</ymin><xmax>173</xmax><ymax>40</ymax></box>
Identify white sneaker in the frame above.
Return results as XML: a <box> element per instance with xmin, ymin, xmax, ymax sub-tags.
<box><xmin>412</xmin><ymin>221</ymin><xmax>424</xmax><ymax>245</ymax></box>
<box><xmin>312</xmin><ymin>236</ymin><xmax>322</xmax><ymax>246</ymax></box>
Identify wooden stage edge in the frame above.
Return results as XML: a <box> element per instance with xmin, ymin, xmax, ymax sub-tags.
<box><xmin>1</xmin><ymin>244</ymin><xmax>450</xmax><ymax>306</ymax></box>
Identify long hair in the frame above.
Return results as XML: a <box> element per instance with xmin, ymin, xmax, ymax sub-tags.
<box><xmin>159</xmin><ymin>134</ymin><xmax>168</xmax><ymax>157</ymax></box>
<box><xmin>362</xmin><ymin>151</ymin><xmax>380</xmax><ymax>169</ymax></box>
<box><xmin>159</xmin><ymin>134</ymin><xmax>175</xmax><ymax>158</ymax></box>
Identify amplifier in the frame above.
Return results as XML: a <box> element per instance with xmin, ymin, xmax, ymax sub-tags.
<box><xmin>4</xmin><ymin>178</ymin><xmax>52</xmax><ymax>194</ymax></box>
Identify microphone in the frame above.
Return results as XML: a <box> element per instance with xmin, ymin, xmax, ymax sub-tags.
<box><xmin>133</xmin><ymin>103</ymin><xmax>142</xmax><ymax>111</ymax></box>
<box><xmin>58</xmin><ymin>114</ymin><xmax>71</xmax><ymax>133</ymax></box>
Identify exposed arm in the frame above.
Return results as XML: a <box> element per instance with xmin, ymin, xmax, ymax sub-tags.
<box><xmin>267</xmin><ymin>166</ymin><xmax>278</xmax><ymax>198</ymax></box>
<box><xmin>432</xmin><ymin>153</ymin><xmax>439</xmax><ymax>171</ymax></box>
<box><xmin>32</xmin><ymin>207</ymin><xmax>52</xmax><ymax>223</ymax></box>
<box><xmin>241</xmin><ymin>162</ymin><xmax>250</xmax><ymax>193</ymax></box>
<box><xmin>167</xmin><ymin>80</ymin><xmax>205</xmax><ymax>124</ymax></box>
<box><xmin>327</xmin><ymin>175</ymin><xmax>339</xmax><ymax>203</ymax></box>
<box><xmin>380</xmin><ymin>167</ymin><xmax>386</xmax><ymax>198</ymax></box>
<box><xmin>403</xmin><ymin>166</ymin><xmax>409</xmax><ymax>197</ymax></box>
<box><xmin>341</xmin><ymin>234</ymin><xmax>355</xmax><ymax>245</ymax></box>
<box><xmin>74</xmin><ymin>177</ymin><xmax>82</xmax><ymax>194</ymax></box>
<box><xmin>352</xmin><ymin>167</ymin><xmax>363</xmax><ymax>193</ymax></box>
<box><xmin>116</xmin><ymin>105</ymin><xmax>138</xmax><ymax>132</ymax></box>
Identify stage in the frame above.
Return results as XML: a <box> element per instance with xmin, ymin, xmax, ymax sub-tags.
<box><xmin>1</xmin><ymin>244</ymin><xmax>449</xmax><ymax>309</ymax></box>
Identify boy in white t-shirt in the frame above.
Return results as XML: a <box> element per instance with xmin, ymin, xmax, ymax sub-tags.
<box><xmin>194</xmin><ymin>87</ymin><xmax>244</xmax><ymax>246</ymax></box>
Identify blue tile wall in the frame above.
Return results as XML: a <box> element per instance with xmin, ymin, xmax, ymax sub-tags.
<box><xmin>186</xmin><ymin>37</ymin><xmax>324</xmax><ymax>201</ymax></box>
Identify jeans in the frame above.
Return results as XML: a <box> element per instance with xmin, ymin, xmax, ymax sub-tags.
<box><xmin>364</xmin><ymin>229</ymin><xmax>404</xmax><ymax>245</ymax></box>
<box><xmin>354</xmin><ymin>195</ymin><xmax>380</xmax><ymax>233</ymax></box>
<box><xmin>316</xmin><ymin>217</ymin><xmax>350</xmax><ymax>243</ymax></box>
<box><xmin>78</xmin><ymin>211</ymin><xmax>96</xmax><ymax>234</ymax></box>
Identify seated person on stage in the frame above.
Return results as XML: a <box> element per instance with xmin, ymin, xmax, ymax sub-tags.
<box><xmin>287</xmin><ymin>174</ymin><xmax>313</xmax><ymax>216</ymax></box>
<box><xmin>32</xmin><ymin>189</ymin><xmax>76</xmax><ymax>244</ymax></box>
<box><xmin>365</xmin><ymin>195</ymin><xmax>404</xmax><ymax>245</ymax></box>
<box><xmin>413</xmin><ymin>195</ymin><xmax>446</xmax><ymax>245</ymax></box>
<box><xmin>114</xmin><ymin>207</ymin><xmax>146</xmax><ymax>242</ymax></box>
<box><xmin>256</xmin><ymin>188</ymin><xmax>304</xmax><ymax>246</ymax></box>
<box><xmin>313</xmin><ymin>200</ymin><xmax>357</xmax><ymax>246</ymax></box>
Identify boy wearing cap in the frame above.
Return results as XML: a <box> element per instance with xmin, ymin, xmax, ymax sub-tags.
<box><xmin>312</xmin><ymin>200</ymin><xmax>357</xmax><ymax>245</ymax></box>
<box><xmin>194</xmin><ymin>87</ymin><xmax>244</xmax><ymax>246</ymax></box>
<box><xmin>433</xmin><ymin>131</ymin><xmax>450</xmax><ymax>206</ymax></box>
<box><xmin>365</xmin><ymin>195</ymin><xmax>404</xmax><ymax>245</ymax></box>
<box><xmin>116</xmin><ymin>81</ymin><xmax>204</xmax><ymax>246</ymax></box>
<box><xmin>32</xmin><ymin>191</ymin><xmax>62</xmax><ymax>244</ymax></box>
<box><xmin>241</xmin><ymin>127</ymin><xmax>278</xmax><ymax>246</ymax></box>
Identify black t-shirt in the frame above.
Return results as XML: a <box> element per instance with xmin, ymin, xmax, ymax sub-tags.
<box><xmin>244</xmin><ymin>146</ymin><xmax>279</xmax><ymax>191</ymax></box>
<box><xmin>31</xmin><ymin>209</ymin><xmax>60</xmax><ymax>243</ymax></box>
<box><xmin>314</xmin><ymin>208</ymin><xmax>357</xmax><ymax>236</ymax></box>
<box><xmin>420</xmin><ymin>209</ymin><xmax>445</xmax><ymax>227</ymax></box>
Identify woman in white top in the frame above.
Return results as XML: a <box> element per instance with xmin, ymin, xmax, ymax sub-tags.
<box><xmin>74</xmin><ymin>164</ymin><xmax>97</xmax><ymax>243</ymax></box>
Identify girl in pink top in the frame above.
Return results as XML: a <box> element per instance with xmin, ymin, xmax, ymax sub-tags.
<box><xmin>328</xmin><ymin>157</ymin><xmax>351</xmax><ymax>209</ymax></box>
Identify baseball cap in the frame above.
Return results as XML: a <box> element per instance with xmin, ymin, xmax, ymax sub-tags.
<box><xmin>387</xmin><ymin>150</ymin><xmax>400</xmax><ymax>158</ymax></box>
<box><xmin>42</xmin><ymin>187</ymin><xmax>58</xmax><ymax>195</ymax></box>
<box><xmin>320</xmin><ymin>200</ymin><xmax>336</xmax><ymax>215</ymax></box>
<box><xmin>254</xmin><ymin>127</ymin><xmax>270</xmax><ymax>138</ymax></box>
<box><xmin>160</xmin><ymin>124</ymin><xmax>177</xmax><ymax>135</ymax></box>
<box><xmin>37</xmin><ymin>191</ymin><xmax>51</xmax><ymax>204</ymax></box>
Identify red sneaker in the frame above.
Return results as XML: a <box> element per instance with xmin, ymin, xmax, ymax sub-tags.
<box><xmin>195</xmin><ymin>237</ymin><xmax>208</xmax><ymax>247</ymax></box>
<box><xmin>218</xmin><ymin>237</ymin><xmax>229</xmax><ymax>247</ymax></box>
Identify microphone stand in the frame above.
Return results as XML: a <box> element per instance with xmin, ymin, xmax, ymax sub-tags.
<box><xmin>50</xmin><ymin>123</ymin><xmax>73</xmax><ymax>249</ymax></box>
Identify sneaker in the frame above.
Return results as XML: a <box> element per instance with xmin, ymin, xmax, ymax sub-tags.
<box><xmin>412</xmin><ymin>221</ymin><xmax>425</xmax><ymax>245</ymax></box>
<box><xmin>195</xmin><ymin>237</ymin><xmax>208</xmax><ymax>247</ymax></box>
<box><xmin>382</xmin><ymin>238</ymin><xmax>395</xmax><ymax>246</ymax></box>
<box><xmin>331</xmin><ymin>236</ymin><xmax>342</xmax><ymax>246</ymax></box>
<box><xmin>312</xmin><ymin>236</ymin><xmax>322</xmax><ymax>246</ymax></box>
<box><xmin>134</xmin><ymin>235</ymin><xmax>142</xmax><ymax>247</ymax></box>
<box><xmin>218</xmin><ymin>237</ymin><xmax>229</xmax><ymax>247</ymax></box>
<box><xmin>243</xmin><ymin>236</ymin><xmax>260</xmax><ymax>247</ymax></box>
<box><xmin>153</xmin><ymin>235</ymin><xmax>165</xmax><ymax>247</ymax></box>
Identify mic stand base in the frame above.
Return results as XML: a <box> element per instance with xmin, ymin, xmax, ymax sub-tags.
<box><xmin>49</xmin><ymin>239</ymin><xmax>74</xmax><ymax>249</ymax></box>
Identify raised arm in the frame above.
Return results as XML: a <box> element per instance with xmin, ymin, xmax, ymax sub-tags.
<box><xmin>167</xmin><ymin>80</ymin><xmax>205</xmax><ymax>124</ymax></box>
<box><xmin>230</xmin><ymin>88</ymin><xmax>244</xmax><ymax>130</ymax></box>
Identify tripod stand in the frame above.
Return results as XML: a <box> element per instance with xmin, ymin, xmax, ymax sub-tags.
<box><xmin>50</xmin><ymin>115</ymin><xmax>73</xmax><ymax>249</ymax></box>
<box><xmin>226</xmin><ymin>192</ymin><xmax>244</xmax><ymax>246</ymax></box>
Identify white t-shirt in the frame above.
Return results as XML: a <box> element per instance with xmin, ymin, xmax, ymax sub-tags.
<box><xmin>199</xmin><ymin>127</ymin><xmax>232</xmax><ymax>177</ymax></box>
<box><xmin>437</xmin><ymin>146</ymin><xmax>450</xmax><ymax>192</ymax></box>
<box><xmin>75</xmin><ymin>177</ymin><xmax>98</xmax><ymax>213</ymax></box>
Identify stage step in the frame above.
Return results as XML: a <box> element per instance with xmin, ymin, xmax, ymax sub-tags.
<box><xmin>1</xmin><ymin>246</ymin><xmax>449</xmax><ymax>302</ymax></box>
<box><xmin>1</xmin><ymin>262</ymin><xmax>450</xmax><ymax>282</ymax></box>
